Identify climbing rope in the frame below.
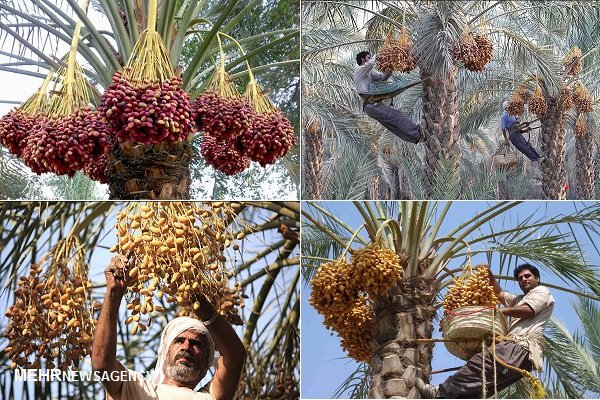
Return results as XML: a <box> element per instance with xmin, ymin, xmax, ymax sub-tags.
<box><xmin>481</xmin><ymin>338</ymin><xmax>487</xmax><ymax>399</ymax></box>
<box><xmin>492</xmin><ymin>351</ymin><xmax>545</xmax><ymax>399</ymax></box>
<box><xmin>491</xmin><ymin>309</ymin><xmax>498</xmax><ymax>399</ymax></box>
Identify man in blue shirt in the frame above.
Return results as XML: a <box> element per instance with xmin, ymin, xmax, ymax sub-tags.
<box><xmin>500</xmin><ymin>101</ymin><xmax>544</xmax><ymax>163</ymax></box>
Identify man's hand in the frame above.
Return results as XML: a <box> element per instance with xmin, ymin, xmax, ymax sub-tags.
<box><xmin>487</xmin><ymin>266</ymin><xmax>507</xmax><ymax>305</ymax></box>
<box><xmin>93</xmin><ymin>255</ymin><xmax>130</xmax><ymax>400</ymax></box>
<box><xmin>104</xmin><ymin>255</ymin><xmax>131</xmax><ymax>297</ymax></box>
<box><xmin>193</xmin><ymin>293</ymin><xmax>247</xmax><ymax>400</ymax></box>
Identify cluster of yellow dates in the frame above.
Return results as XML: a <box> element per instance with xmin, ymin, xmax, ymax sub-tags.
<box><xmin>110</xmin><ymin>202</ymin><xmax>245</xmax><ymax>329</ymax></box>
<box><xmin>4</xmin><ymin>237</ymin><xmax>99</xmax><ymax>370</ymax></box>
<box><xmin>310</xmin><ymin>244</ymin><xmax>404</xmax><ymax>361</ymax></box>
<box><xmin>443</xmin><ymin>264</ymin><xmax>498</xmax><ymax>314</ymax></box>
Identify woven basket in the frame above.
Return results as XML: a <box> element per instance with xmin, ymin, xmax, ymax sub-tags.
<box><xmin>492</xmin><ymin>143</ymin><xmax>518</xmax><ymax>169</ymax></box>
<box><xmin>441</xmin><ymin>306</ymin><xmax>508</xmax><ymax>360</ymax></box>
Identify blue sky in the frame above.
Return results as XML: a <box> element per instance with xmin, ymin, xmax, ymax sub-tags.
<box><xmin>300</xmin><ymin>201</ymin><xmax>600</xmax><ymax>399</ymax></box>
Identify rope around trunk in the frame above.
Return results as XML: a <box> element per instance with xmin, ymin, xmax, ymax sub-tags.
<box><xmin>378</xmin><ymin>332</ymin><xmax>544</xmax><ymax>398</ymax></box>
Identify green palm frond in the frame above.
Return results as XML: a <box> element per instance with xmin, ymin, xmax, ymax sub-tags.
<box><xmin>301</xmin><ymin>0</ymin><xmax>367</xmax><ymax>32</ymax></box>
<box><xmin>324</xmin><ymin>140</ymin><xmax>377</xmax><ymax>200</ymax></box>
<box><xmin>44</xmin><ymin>171</ymin><xmax>105</xmax><ymax>200</ymax></box>
<box><xmin>0</xmin><ymin>148</ymin><xmax>44</xmax><ymax>199</ymax></box>
<box><xmin>574</xmin><ymin>297</ymin><xmax>600</xmax><ymax>362</ymax></box>
<box><xmin>544</xmin><ymin>318</ymin><xmax>600</xmax><ymax>397</ymax></box>
<box><xmin>332</xmin><ymin>361</ymin><xmax>371</xmax><ymax>399</ymax></box>
<box><xmin>413</xmin><ymin>1</ymin><xmax>467</xmax><ymax>76</ymax></box>
<box><xmin>461</xmin><ymin>159</ymin><xmax>506</xmax><ymax>200</ymax></box>
<box><xmin>430</xmin><ymin>157</ymin><xmax>461</xmax><ymax>200</ymax></box>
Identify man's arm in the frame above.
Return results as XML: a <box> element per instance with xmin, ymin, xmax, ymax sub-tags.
<box><xmin>91</xmin><ymin>255</ymin><xmax>130</xmax><ymax>400</ymax></box>
<box><xmin>499</xmin><ymin>304</ymin><xmax>535</xmax><ymax>318</ymax></box>
<box><xmin>195</xmin><ymin>296</ymin><xmax>247</xmax><ymax>400</ymax></box>
<box><xmin>502</xmin><ymin>128</ymin><xmax>509</xmax><ymax>144</ymax></box>
<box><xmin>487</xmin><ymin>267</ymin><xmax>508</xmax><ymax>305</ymax></box>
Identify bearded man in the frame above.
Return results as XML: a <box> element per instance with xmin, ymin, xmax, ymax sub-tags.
<box><xmin>92</xmin><ymin>255</ymin><xmax>246</xmax><ymax>400</ymax></box>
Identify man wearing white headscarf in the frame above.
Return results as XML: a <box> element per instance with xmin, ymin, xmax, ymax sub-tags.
<box><xmin>92</xmin><ymin>255</ymin><xmax>246</xmax><ymax>400</ymax></box>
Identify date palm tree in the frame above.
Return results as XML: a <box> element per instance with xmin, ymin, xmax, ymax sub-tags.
<box><xmin>0</xmin><ymin>0</ymin><xmax>299</xmax><ymax>199</ymax></box>
<box><xmin>302</xmin><ymin>201</ymin><xmax>600</xmax><ymax>398</ymax></box>
<box><xmin>302</xmin><ymin>1</ymin><xmax>600</xmax><ymax>200</ymax></box>
<box><xmin>0</xmin><ymin>201</ymin><xmax>300</xmax><ymax>399</ymax></box>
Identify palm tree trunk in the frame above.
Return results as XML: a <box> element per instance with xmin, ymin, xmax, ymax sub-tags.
<box><xmin>575</xmin><ymin>126</ymin><xmax>595</xmax><ymax>199</ymax></box>
<box><xmin>108</xmin><ymin>141</ymin><xmax>193</xmax><ymax>199</ymax></box>
<box><xmin>369</xmin><ymin>277</ymin><xmax>436</xmax><ymax>399</ymax></box>
<box><xmin>420</xmin><ymin>68</ymin><xmax>460</xmax><ymax>195</ymax></box>
<box><xmin>304</xmin><ymin>119</ymin><xmax>324</xmax><ymax>199</ymax></box>
<box><xmin>539</xmin><ymin>97</ymin><xmax>568</xmax><ymax>199</ymax></box>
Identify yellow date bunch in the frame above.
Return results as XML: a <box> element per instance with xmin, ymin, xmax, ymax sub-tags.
<box><xmin>110</xmin><ymin>202</ymin><xmax>245</xmax><ymax>330</ymax></box>
<box><xmin>309</xmin><ymin>244</ymin><xmax>404</xmax><ymax>362</ymax></box>
<box><xmin>4</xmin><ymin>236</ymin><xmax>99</xmax><ymax>370</ymax></box>
<box><xmin>443</xmin><ymin>264</ymin><xmax>498</xmax><ymax>314</ymax></box>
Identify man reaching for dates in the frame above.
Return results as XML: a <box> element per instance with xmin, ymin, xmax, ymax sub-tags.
<box><xmin>92</xmin><ymin>255</ymin><xmax>247</xmax><ymax>400</ymax></box>
<box><xmin>416</xmin><ymin>263</ymin><xmax>554</xmax><ymax>398</ymax></box>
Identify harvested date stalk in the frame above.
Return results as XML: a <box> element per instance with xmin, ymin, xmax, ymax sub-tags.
<box><xmin>309</xmin><ymin>242</ymin><xmax>404</xmax><ymax>362</ymax></box>
<box><xmin>528</xmin><ymin>81</ymin><xmax>547</xmax><ymax>116</ymax></box>
<box><xmin>100</xmin><ymin>6</ymin><xmax>195</xmax><ymax>145</ymax></box>
<box><xmin>3</xmin><ymin>235</ymin><xmax>99</xmax><ymax>371</ymax></box>
<box><xmin>242</xmin><ymin>77</ymin><xmax>296</xmax><ymax>167</ymax></box>
<box><xmin>572</xmin><ymin>81</ymin><xmax>594</xmax><ymax>113</ymax></box>
<box><xmin>350</xmin><ymin>243</ymin><xmax>404</xmax><ymax>296</ymax></box>
<box><xmin>21</xmin><ymin>0</ymin><xmax>109</xmax><ymax>177</ymax></box>
<box><xmin>563</xmin><ymin>46</ymin><xmax>583</xmax><ymax>76</ymax></box>
<box><xmin>506</xmin><ymin>85</ymin><xmax>528</xmax><ymax>116</ymax></box>
<box><xmin>443</xmin><ymin>264</ymin><xmax>498</xmax><ymax>314</ymax></box>
<box><xmin>192</xmin><ymin>33</ymin><xmax>253</xmax><ymax>174</ymax></box>
<box><xmin>574</xmin><ymin>114</ymin><xmax>587</xmax><ymax>137</ymax></box>
<box><xmin>0</xmin><ymin>71</ymin><xmax>51</xmax><ymax>157</ymax></box>
<box><xmin>110</xmin><ymin>202</ymin><xmax>245</xmax><ymax>328</ymax></box>
<box><xmin>452</xmin><ymin>29</ymin><xmax>493</xmax><ymax>72</ymax></box>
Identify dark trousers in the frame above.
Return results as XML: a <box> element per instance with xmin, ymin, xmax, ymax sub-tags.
<box><xmin>437</xmin><ymin>341</ymin><xmax>533</xmax><ymax>399</ymax></box>
<box><xmin>364</xmin><ymin>102</ymin><xmax>421</xmax><ymax>144</ymax></box>
<box><xmin>509</xmin><ymin>131</ymin><xmax>541</xmax><ymax>161</ymax></box>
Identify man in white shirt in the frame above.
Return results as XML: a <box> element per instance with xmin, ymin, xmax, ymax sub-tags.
<box><xmin>354</xmin><ymin>51</ymin><xmax>423</xmax><ymax>144</ymax></box>
<box><xmin>416</xmin><ymin>263</ymin><xmax>554</xmax><ymax>398</ymax></box>
<box><xmin>92</xmin><ymin>255</ymin><xmax>247</xmax><ymax>400</ymax></box>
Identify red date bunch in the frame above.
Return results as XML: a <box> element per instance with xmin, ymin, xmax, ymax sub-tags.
<box><xmin>200</xmin><ymin>134</ymin><xmax>250</xmax><ymax>175</ymax></box>
<box><xmin>21</xmin><ymin>108</ymin><xmax>110</xmax><ymax>176</ymax></box>
<box><xmin>100</xmin><ymin>68</ymin><xmax>195</xmax><ymax>144</ymax></box>
<box><xmin>240</xmin><ymin>110</ymin><xmax>296</xmax><ymax>167</ymax></box>
<box><xmin>83</xmin><ymin>153</ymin><xmax>109</xmax><ymax>184</ymax></box>
<box><xmin>192</xmin><ymin>91</ymin><xmax>254</xmax><ymax>141</ymax></box>
<box><xmin>0</xmin><ymin>111</ymin><xmax>42</xmax><ymax>157</ymax></box>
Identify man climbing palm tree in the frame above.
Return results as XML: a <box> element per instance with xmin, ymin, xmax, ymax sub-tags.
<box><xmin>416</xmin><ymin>264</ymin><xmax>554</xmax><ymax>398</ymax></box>
<box><xmin>501</xmin><ymin>101</ymin><xmax>545</xmax><ymax>163</ymax></box>
<box><xmin>354</xmin><ymin>51</ymin><xmax>424</xmax><ymax>144</ymax></box>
